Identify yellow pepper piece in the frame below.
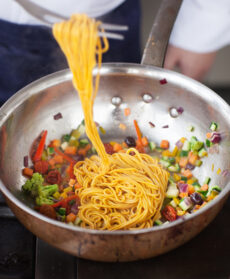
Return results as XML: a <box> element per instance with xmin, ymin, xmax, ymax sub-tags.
<box><xmin>60</xmin><ymin>192</ymin><xmax>67</xmax><ymax>199</ymax></box>
<box><xmin>110</xmin><ymin>141</ymin><xmax>116</xmax><ymax>146</ymax></box>
<box><xmin>171</xmin><ymin>146</ymin><xmax>178</xmax><ymax>157</ymax></box>
<box><xmin>173</xmin><ymin>197</ymin><xmax>180</xmax><ymax>205</ymax></box>
<box><xmin>63</xmin><ymin>186</ymin><xmax>72</xmax><ymax>193</ymax></box>
<box><xmin>173</xmin><ymin>173</ymin><xmax>181</xmax><ymax>182</ymax></box>
<box><xmin>177</xmin><ymin>209</ymin><xmax>185</xmax><ymax>216</ymax></box>
<box><xmin>180</xmin><ymin>137</ymin><xmax>187</xmax><ymax>143</ymax></box>
<box><xmin>216</xmin><ymin>168</ymin><xmax>221</xmax><ymax>175</ymax></box>
<box><xmin>53</xmin><ymin>191</ymin><xmax>60</xmax><ymax>199</ymax></box>
<box><xmin>162</xmin><ymin>150</ymin><xmax>172</xmax><ymax>157</ymax></box>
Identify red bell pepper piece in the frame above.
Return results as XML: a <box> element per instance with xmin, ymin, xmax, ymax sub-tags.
<box><xmin>51</xmin><ymin>195</ymin><xmax>78</xmax><ymax>208</ymax></box>
<box><xmin>33</xmin><ymin>130</ymin><xmax>48</xmax><ymax>162</ymax></box>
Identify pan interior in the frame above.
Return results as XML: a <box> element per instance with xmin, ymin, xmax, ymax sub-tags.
<box><xmin>0</xmin><ymin>64</ymin><xmax>230</xmax><ymax>209</ymax></box>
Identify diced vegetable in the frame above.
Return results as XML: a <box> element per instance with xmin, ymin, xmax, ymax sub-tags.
<box><xmin>182</xmin><ymin>140</ymin><xmax>190</xmax><ymax>151</ymax></box>
<box><xmin>22</xmin><ymin>167</ymin><xmax>33</xmax><ymax>177</ymax></box>
<box><xmin>166</xmin><ymin>183</ymin><xmax>179</xmax><ymax>198</ymax></box>
<box><xmin>149</xmin><ymin>141</ymin><xmax>156</xmax><ymax>151</ymax></box>
<box><xmin>198</xmin><ymin>148</ymin><xmax>207</xmax><ymax>157</ymax></box>
<box><xmin>187</xmin><ymin>125</ymin><xmax>194</xmax><ymax>132</ymax></box>
<box><xmin>168</xmin><ymin>164</ymin><xmax>180</xmax><ymax>172</ymax></box>
<box><xmin>207</xmin><ymin>185</ymin><xmax>221</xmax><ymax>196</ymax></box>
<box><xmin>154</xmin><ymin>219</ymin><xmax>163</xmax><ymax>225</ymax></box>
<box><xmin>203</xmin><ymin>177</ymin><xmax>211</xmax><ymax>185</ymax></box>
<box><xmin>162</xmin><ymin>205</ymin><xmax>177</xmax><ymax>221</ymax></box>
<box><xmin>180</xmin><ymin>150</ymin><xmax>189</xmax><ymax>157</ymax></box>
<box><xmin>61</xmin><ymin>142</ymin><xmax>68</xmax><ymax>151</ymax></box>
<box><xmin>33</xmin><ymin>130</ymin><xmax>48</xmax><ymax>162</ymax></box>
<box><xmin>160</xmin><ymin>159</ymin><xmax>171</xmax><ymax>168</ymax></box>
<box><xmin>191</xmin><ymin>141</ymin><xmax>203</xmax><ymax>152</ymax></box>
<box><xmin>124</xmin><ymin>108</ymin><xmax>131</xmax><ymax>116</ymax></box>
<box><xmin>160</xmin><ymin>140</ymin><xmax>169</xmax><ymax>149</ymax></box>
<box><xmin>209</xmin><ymin>122</ymin><xmax>218</xmax><ymax>131</ymax></box>
<box><xmin>179</xmin><ymin>197</ymin><xmax>192</xmax><ymax>211</ymax></box>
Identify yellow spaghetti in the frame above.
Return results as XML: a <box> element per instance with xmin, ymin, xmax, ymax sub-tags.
<box><xmin>53</xmin><ymin>14</ymin><xmax>169</xmax><ymax>230</ymax></box>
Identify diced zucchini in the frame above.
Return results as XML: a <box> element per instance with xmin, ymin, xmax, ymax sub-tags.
<box><xmin>207</xmin><ymin>185</ymin><xmax>221</xmax><ymax>196</ymax></box>
<box><xmin>74</xmin><ymin>217</ymin><xmax>82</xmax><ymax>226</ymax></box>
<box><xmin>169</xmin><ymin>199</ymin><xmax>178</xmax><ymax>208</ymax></box>
<box><xmin>156</xmin><ymin>147</ymin><xmax>163</xmax><ymax>152</ymax></box>
<box><xmin>187</xmin><ymin>125</ymin><xmax>194</xmax><ymax>132</ymax></box>
<box><xmin>179</xmin><ymin>198</ymin><xmax>192</xmax><ymax>211</ymax></box>
<box><xmin>162</xmin><ymin>156</ymin><xmax>175</xmax><ymax>164</ymax></box>
<box><xmin>191</xmin><ymin>141</ymin><xmax>204</xmax><ymax>151</ymax></box>
<box><xmin>180</xmin><ymin>150</ymin><xmax>189</xmax><ymax>157</ymax></box>
<box><xmin>168</xmin><ymin>163</ymin><xmax>180</xmax><ymax>172</ymax></box>
<box><xmin>62</xmin><ymin>134</ymin><xmax>71</xmax><ymax>142</ymax></box>
<box><xmin>77</xmin><ymin>123</ymin><xmax>86</xmax><ymax>135</ymax></box>
<box><xmin>182</xmin><ymin>140</ymin><xmax>191</xmax><ymax>151</ymax></box>
<box><xmin>71</xmin><ymin>129</ymin><xmax>81</xmax><ymax>139</ymax></box>
<box><xmin>210</xmin><ymin>122</ymin><xmax>218</xmax><ymax>131</ymax></box>
<box><xmin>194</xmin><ymin>185</ymin><xmax>201</xmax><ymax>191</ymax></box>
<box><xmin>149</xmin><ymin>141</ymin><xmax>156</xmax><ymax>151</ymax></box>
<box><xmin>198</xmin><ymin>148</ymin><xmax>207</xmax><ymax>157</ymax></box>
<box><xmin>47</xmin><ymin>147</ymin><xmax>54</xmax><ymax>156</ymax></box>
<box><xmin>91</xmin><ymin>146</ymin><xmax>97</xmax><ymax>154</ymax></box>
<box><xmin>192</xmin><ymin>181</ymin><xmax>200</xmax><ymax>186</ymax></box>
<box><xmin>58</xmin><ymin>207</ymin><xmax>66</xmax><ymax>216</ymax></box>
<box><xmin>190</xmin><ymin>136</ymin><xmax>198</xmax><ymax>144</ymax></box>
<box><xmin>79</xmin><ymin>138</ymin><xmax>89</xmax><ymax>147</ymax></box>
<box><xmin>195</xmin><ymin>160</ymin><xmax>203</xmax><ymax>167</ymax></box>
<box><xmin>154</xmin><ymin>219</ymin><xmax>163</xmax><ymax>226</ymax></box>
<box><xmin>203</xmin><ymin>177</ymin><xmax>211</xmax><ymax>185</ymax></box>
<box><xmin>205</xmin><ymin>139</ymin><xmax>212</xmax><ymax>148</ymax></box>
<box><xmin>166</xmin><ymin>183</ymin><xmax>179</xmax><ymax>198</ymax></box>
<box><xmin>61</xmin><ymin>141</ymin><xmax>68</xmax><ymax>151</ymax></box>
<box><xmin>181</xmin><ymin>176</ymin><xmax>187</xmax><ymax>182</ymax></box>
<box><xmin>197</xmin><ymin>189</ymin><xmax>208</xmax><ymax>197</ymax></box>
<box><xmin>160</xmin><ymin>159</ymin><xmax>171</xmax><ymax>168</ymax></box>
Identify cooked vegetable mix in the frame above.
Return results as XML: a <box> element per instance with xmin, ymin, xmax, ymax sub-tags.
<box><xmin>21</xmin><ymin>120</ymin><xmax>222</xmax><ymax>226</ymax></box>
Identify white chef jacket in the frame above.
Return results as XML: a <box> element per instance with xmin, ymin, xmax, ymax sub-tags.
<box><xmin>0</xmin><ymin>0</ymin><xmax>230</xmax><ymax>53</ymax></box>
<box><xmin>169</xmin><ymin>0</ymin><xmax>230</xmax><ymax>53</ymax></box>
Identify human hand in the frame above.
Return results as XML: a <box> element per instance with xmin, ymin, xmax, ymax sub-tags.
<box><xmin>164</xmin><ymin>45</ymin><xmax>217</xmax><ymax>81</ymax></box>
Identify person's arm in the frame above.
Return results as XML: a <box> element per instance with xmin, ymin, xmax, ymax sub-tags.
<box><xmin>164</xmin><ymin>0</ymin><xmax>230</xmax><ymax>81</ymax></box>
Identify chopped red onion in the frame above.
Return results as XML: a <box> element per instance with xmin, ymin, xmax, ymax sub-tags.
<box><xmin>160</xmin><ymin>78</ymin><xmax>167</xmax><ymax>85</ymax></box>
<box><xmin>162</xmin><ymin>125</ymin><xmax>169</xmax><ymax>128</ymax></box>
<box><xmin>53</xmin><ymin>112</ymin><xmax>63</xmax><ymax>120</ymax></box>
<box><xmin>211</xmin><ymin>132</ymin><xmax>221</xmax><ymax>144</ymax></box>
<box><xmin>175</xmin><ymin>140</ymin><xmax>183</xmax><ymax>149</ymax></box>
<box><xmin>149</xmin><ymin>121</ymin><xmax>155</xmax><ymax>128</ymax></box>
<box><xmin>70</xmin><ymin>203</ymin><xmax>79</xmax><ymax>215</ymax></box>
<box><xmin>222</xmin><ymin>169</ymin><xmax>230</xmax><ymax>177</ymax></box>
<box><xmin>185</xmin><ymin>163</ymin><xmax>195</xmax><ymax>170</ymax></box>
<box><xmin>177</xmin><ymin>107</ymin><xmax>184</xmax><ymax>114</ymax></box>
<box><xmin>23</xmin><ymin>156</ymin><xmax>29</xmax><ymax>167</ymax></box>
<box><xmin>178</xmin><ymin>182</ymin><xmax>188</xmax><ymax>193</ymax></box>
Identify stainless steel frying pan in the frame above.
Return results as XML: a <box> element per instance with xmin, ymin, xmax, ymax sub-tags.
<box><xmin>0</xmin><ymin>0</ymin><xmax>230</xmax><ymax>262</ymax></box>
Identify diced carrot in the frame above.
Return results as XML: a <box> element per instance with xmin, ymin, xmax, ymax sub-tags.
<box><xmin>53</xmin><ymin>154</ymin><xmax>64</xmax><ymax>164</ymax></box>
<box><xmin>65</xmin><ymin>146</ymin><xmax>77</xmax><ymax>155</ymax></box>
<box><xmin>206</xmin><ymin>132</ymin><xmax>212</xmax><ymax>139</ymax></box>
<box><xmin>22</xmin><ymin>167</ymin><xmax>33</xmax><ymax>177</ymax></box>
<box><xmin>133</xmin><ymin>120</ymin><xmax>142</xmax><ymax>145</ymax></box>
<box><xmin>50</xmin><ymin>139</ymin><xmax>61</xmax><ymax>147</ymax></box>
<box><xmin>54</xmin><ymin>147</ymin><xmax>75</xmax><ymax>164</ymax></box>
<box><xmin>78</xmin><ymin>144</ymin><xmax>91</xmax><ymax>156</ymax></box>
<box><xmin>179</xmin><ymin>157</ymin><xmax>188</xmax><ymax>168</ymax></box>
<box><xmin>121</xmin><ymin>142</ymin><xmax>128</xmax><ymax>149</ymax></box>
<box><xmin>48</xmin><ymin>158</ymin><xmax>56</xmax><ymax>166</ymax></box>
<box><xmin>179</xmin><ymin>192</ymin><xmax>188</xmax><ymax>198</ymax></box>
<box><xmin>181</xmin><ymin>169</ymin><xmax>193</xmax><ymax>179</ymax></box>
<box><xmin>160</xmin><ymin>140</ymin><xmax>169</xmax><ymax>149</ymax></box>
<box><xmin>200</xmin><ymin>184</ymin><xmax>209</xmax><ymax>191</ymax></box>
<box><xmin>66</xmin><ymin>213</ymin><xmax>77</xmax><ymax>223</ymax></box>
<box><xmin>141</xmin><ymin>137</ymin><xmax>149</xmax><ymax>147</ymax></box>
<box><xmin>74</xmin><ymin>183</ymin><xmax>82</xmax><ymax>189</ymax></box>
<box><xmin>188</xmin><ymin>153</ymin><xmax>198</xmax><ymax>165</ymax></box>
<box><xmin>188</xmin><ymin>185</ymin><xmax>195</xmax><ymax>195</ymax></box>
<box><xmin>119</xmin><ymin>123</ymin><xmax>126</xmax><ymax>130</ymax></box>
<box><xmin>113</xmin><ymin>143</ymin><xmax>123</xmax><ymax>152</ymax></box>
<box><xmin>124</xmin><ymin>108</ymin><xmax>131</xmax><ymax>116</ymax></box>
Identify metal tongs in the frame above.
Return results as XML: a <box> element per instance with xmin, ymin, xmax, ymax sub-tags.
<box><xmin>14</xmin><ymin>0</ymin><xmax>128</xmax><ymax>40</ymax></box>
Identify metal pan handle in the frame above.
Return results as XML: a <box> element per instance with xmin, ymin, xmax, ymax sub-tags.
<box><xmin>141</xmin><ymin>0</ymin><xmax>182</xmax><ymax>68</ymax></box>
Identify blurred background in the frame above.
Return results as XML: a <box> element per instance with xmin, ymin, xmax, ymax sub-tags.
<box><xmin>141</xmin><ymin>0</ymin><xmax>230</xmax><ymax>88</ymax></box>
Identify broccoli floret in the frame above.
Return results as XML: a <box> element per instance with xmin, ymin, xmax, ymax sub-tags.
<box><xmin>38</xmin><ymin>184</ymin><xmax>58</xmax><ymax>198</ymax></box>
<box><xmin>36</xmin><ymin>196</ymin><xmax>54</xmax><ymax>206</ymax></box>
<box><xmin>22</xmin><ymin>173</ymin><xmax>58</xmax><ymax>206</ymax></box>
<box><xmin>22</xmin><ymin>173</ymin><xmax>44</xmax><ymax>197</ymax></box>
